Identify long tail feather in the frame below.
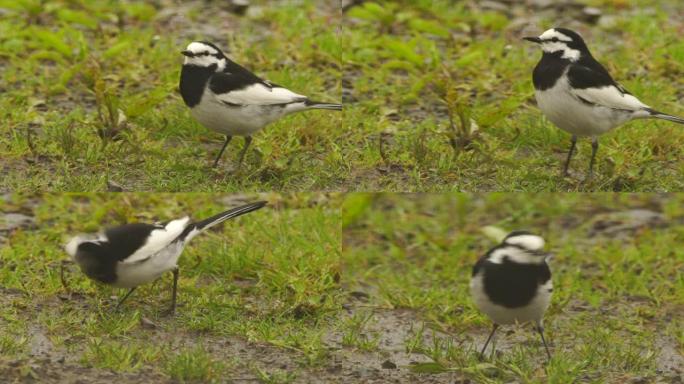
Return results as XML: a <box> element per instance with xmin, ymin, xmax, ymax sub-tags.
<box><xmin>305</xmin><ymin>100</ymin><xmax>342</xmax><ymax>111</ymax></box>
<box><xmin>648</xmin><ymin>109</ymin><xmax>684</xmax><ymax>125</ymax></box>
<box><xmin>180</xmin><ymin>201</ymin><xmax>267</xmax><ymax>242</ymax></box>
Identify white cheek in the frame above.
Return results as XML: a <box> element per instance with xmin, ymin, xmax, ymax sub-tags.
<box><xmin>541</xmin><ymin>42</ymin><xmax>565</xmax><ymax>53</ymax></box>
<box><xmin>541</xmin><ymin>42</ymin><xmax>580</xmax><ymax>61</ymax></box>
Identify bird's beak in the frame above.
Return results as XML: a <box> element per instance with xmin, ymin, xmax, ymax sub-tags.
<box><xmin>523</xmin><ymin>36</ymin><xmax>542</xmax><ymax>44</ymax></box>
<box><xmin>180</xmin><ymin>50</ymin><xmax>193</xmax><ymax>57</ymax></box>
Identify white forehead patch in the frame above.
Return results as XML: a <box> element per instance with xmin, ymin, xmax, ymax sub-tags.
<box><xmin>487</xmin><ymin>246</ymin><xmax>545</xmax><ymax>265</ymax></box>
<box><xmin>64</xmin><ymin>234</ymin><xmax>104</xmax><ymax>258</ymax></box>
<box><xmin>504</xmin><ymin>234</ymin><xmax>545</xmax><ymax>251</ymax></box>
<box><xmin>186</xmin><ymin>41</ymin><xmax>219</xmax><ymax>55</ymax></box>
<box><xmin>540</xmin><ymin>29</ymin><xmax>573</xmax><ymax>42</ymax></box>
<box><xmin>64</xmin><ymin>236</ymin><xmax>81</xmax><ymax>257</ymax></box>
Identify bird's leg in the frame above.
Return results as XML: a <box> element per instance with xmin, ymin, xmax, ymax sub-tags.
<box><xmin>479</xmin><ymin>323</ymin><xmax>499</xmax><ymax>360</ymax></box>
<box><xmin>536</xmin><ymin>321</ymin><xmax>552</xmax><ymax>362</ymax></box>
<box><xmin>562</xmin><ymin>135</ymin><xmax>577</xmax><ymax>177</ymax></box>
<box><xmin>115</xmin><ymin>287</ymin><xmax>136</xmax><ymax>310</ymax></box>
<box><xmin>237</xmin><ymin>136</ymin><xmax>252</xmax><ymax>165</ymax></box>
<box><xmin>212</xmin><ymin>135</ymin><xmax>232</xmax><ymax>168</ymax></box>
<box><xmin>167</xmin><ymin>267</ymin><xmax>179</xmax><ymax>315</ymax></box>
<box><xmin>587</xmin><ymin>137</ymin><xmax>599</xmax><ymax>179</ymax></box>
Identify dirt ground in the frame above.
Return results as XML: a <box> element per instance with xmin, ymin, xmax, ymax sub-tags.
<box><xmin>3</xmin><ymin>193</ymin><xmax>684</xmax><ymax>383</ymax></box>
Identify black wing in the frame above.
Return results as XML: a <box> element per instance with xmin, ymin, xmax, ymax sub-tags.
<box><xmin>103</xmin><ymin>223</ymin><xmax>162</xmax><ymax>262</ymax></box>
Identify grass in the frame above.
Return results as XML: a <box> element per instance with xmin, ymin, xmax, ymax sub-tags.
<box><xmin>342</xmin><ymin>193</ymin><xmax>684</xmax><ymax>382</ymax></box>
<box><xmin>0</xmin><ymin>193</ymin><xmax>342</xmax><ymax>381</ymax></box>
<box><xmin>342</xmin><ymin>0</ymin><xmax>684</xmax><ymax>191</ymax></box>
<box><xmin>0</xmin><ymin>0</ymin><xmax>342</xmax><ymax>191</ymax></box>
<box><xmin>4</xmin><ymin>1</ymin><xmax>684</xmax><ymax>191</ymax></box>
<box><xmin>2</xmin><ymin>193</ymin><xmax>683</xmax><ymax>381</ymax></box>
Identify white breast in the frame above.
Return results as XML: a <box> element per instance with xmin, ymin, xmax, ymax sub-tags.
<box><xmin>191</xmin><ymin>88</ymin><xmax>294</xmax><ymax>136</ymax></box>
<box><xmin>470</xmin><ymin>273</ymin><xmax>552</xmax><ymax>325</ymax></box>
<box><xmin>535</xmin><ymin>74</ymin><xmax>635</xmax><ymax>137</ymax></box>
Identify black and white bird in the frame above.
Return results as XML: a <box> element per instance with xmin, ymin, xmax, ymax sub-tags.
<box><xmin>524</xmin><ymin>28</ymin><xmax>684</xmax><ymax>178</ymax></box>
<box><xmin>64</xmin><ymin>201</ymin><xmax>267</xmax><ymax>312</ymax></box>
<box><xmin>470</xmin><ymin>231</ymin><xmax>552</xmax><ymax>361</ymax></box>
<box><xmin>179</xmin><ymin>41</ymin><xmax>343</xmax><ymax>167</ymax></box>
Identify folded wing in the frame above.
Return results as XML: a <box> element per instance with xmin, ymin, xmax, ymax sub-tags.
<box><xmin>567</xmin><ymin>65</ymin><xmax>649</xmax><ymax>111</ymax></box>
<box><xmin>121</xmin><ymin>217</ymin><xmax>191</xmax><ymax>263</ymax></box>
<box><xmin>210</xmin><ymin>72</ymin><xmax>307</xmax><ymax>106</ymax></box>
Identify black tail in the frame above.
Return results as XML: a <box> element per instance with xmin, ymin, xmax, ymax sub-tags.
<box><xmin>180</xmin><ymin>201</ymin><xmax>267</xmax><ymax>241</ymax></box>
<box><xmin>647</xmin><ymin>109</ymin><xmax>684</xmax><ymax>125</ymax></box>
<box><xmin>305</xmin><ymin>100</ymin><xmax>342</xmax><ymax>111</ymax></box>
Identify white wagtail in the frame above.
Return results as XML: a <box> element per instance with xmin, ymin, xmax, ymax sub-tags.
<box><xmin>179</xmin><ymin>41</ymin><xmax>343</xmax><ymax>167</ymax></box>
<box><xmin>470</xmin><ymin>231</ymin><xmax>552</xmax><ymax>361</ymax></box>
<box><xmin>524</xmin><ymin>28</ymin><xmax>684</xmax><ymax>178</ymax></box>
<box><xmin>65</xmin><ymin>201</ymin><xmax>267</xmax><ymax>313</ymax></box>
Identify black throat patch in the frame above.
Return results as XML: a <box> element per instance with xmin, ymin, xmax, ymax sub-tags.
<box><xmin>482</xmin><ymin>257</ymin><xmax>551</xmax><ymax>308</ymax></box>
<box><xmin>532</xmin><ymin>51</ymin><xmax>569</xmax><ymax>91</ymax></box>
<box><xmin>179</xmin><ymin>64</ymin><xmax>217</xmax><ymax>107</ymax></box>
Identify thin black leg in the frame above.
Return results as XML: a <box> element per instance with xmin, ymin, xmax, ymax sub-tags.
<box><xmin>212</xmin><ymin>135</ymin><xmax>232</xmax><ymax>167</ymax></box>
<box><xmin>115</xmin><ymin>287</ymin><xmax>136</xmax><ymax>310</ymax></box>
<box><xmin>536</xmin><ymin>322</ymin><xmax>551</xmax><ymax>362</ymax></box>
<box><xmin>562</xmin><ymin>135</ymin><xmax>577</xmax><ymax>176</ymax></box>
<box><xmin>237</xmin><ymin>136</ymin><xmax>252</xmax><ymax>165</ymax></box>
<box><xmin>169</xmin><ymin>268</ymin><xmax>179</xmax><ymax>314</ymax></box>
<box><xmin>587</xmin><ymin>137</ymin><xmax>599</xmax><ymax>179</ymax></box>
<box><xmin>479</xmin><ymin>323</ymin><xmax>499</xmax><ymax>359</ymax></box>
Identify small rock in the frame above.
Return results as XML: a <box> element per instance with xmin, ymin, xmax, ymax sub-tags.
<box><xmin>479</xmin><ymin>1</ymin><xmax>511</xmax><ymax>15</ymax></box>
<box><xmin>342</xmin><ymin>0</ymin><xmax>365</xmax><ymax>12</ymax></box>
<box><xmin>581</xmin><ymin>7</ymin><xmax>602</xmax><ymax>24</ymax></box>
<box><xmin>530</xmin><ymin>0</ymin><xmax>554</xmax><ymax>9</ymax></box>
<box><xmin>381</xmin><ymin>360</ymin><xmax>397</xmax><ymax>369</ymax></box>
<box><xmin>349</xmin><ymin>291</ymin><xmax>370</xmax><ymax>301</ymax></box>
<box><xmin>106</xmin><ymin>179</ymin><xmax>125</xmax><ymax>192</ymax></box>
<box><xmin>588</xmin><ymin>209</ymin><xmax>667</xmax><ymax>237</ymax></box>
<box><xmin>0</xmin><ymin>213</ymin><xmax>35</xmax><ymax>231</ymax></box>
<box><xmin>228</xmin><ymin>0</ymin><xmax>250</xmax><ymax>15</ymax></box>
<box><xmin>140</xmin><ymin>317</ymin><xmax>158</xmax><ymax>329</ymax></box>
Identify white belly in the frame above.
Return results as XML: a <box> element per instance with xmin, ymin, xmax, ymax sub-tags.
<box><xmin>470</xmin><ymin>274</ymin><xmax>552</xmax><ymax>325</ymax></box>
<box><xmin>191</xmin><ymin>89</ymin><xmax>290</xmax><ymax>137</ymax></box>
<box><xmin>535</xmin><ymin>77</ymin><xmax>632</xmax><ymax>137</ymax></box>
<box><xmin>113</xmin><ymin>243</ymin><xmax>184</xmax><ymax>288</ymax></box>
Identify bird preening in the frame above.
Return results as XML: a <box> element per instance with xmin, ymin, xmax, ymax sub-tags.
<box><xmin>65</xmin><ymin>201</ymin><xmax>268</xmax><ymax>313</ymax></box>
<box><xmin>179</xmin><ymin>41</ymin><xmax>343</xmax><ymax>168</ymax></box>
<box><xmin>470</xmin><ymin>231</ymin><xmax>553</xmax><ymax>362</ymax></box>
<box><xmin>524</xmin><ymin>28</ymin><xmax>684</xmax><ymax>179</ymax></box>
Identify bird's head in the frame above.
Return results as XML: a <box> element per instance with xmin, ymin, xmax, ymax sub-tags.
<box><xmin>180</xmin><ymin>41</ymin><xmax>227</xmax><ymax>70</ymax></box>
<box><xmin>64</xmin><ymin>234</ymin><xmax>102</xmax><ymax>258</ymax></box>
<box><xmin>484</xmin><ymin>230</ymin><xmax>549</xmax><ymax>265</ymax></box>
<box><xmin>502</xmin><ymin>230</ymin><xmax>546</xmax><ymax>252</ymax></box>
<box><xmin>523</xmin><ymin>28</ymin><xmax>589</xmax><ymax>61</ymax></box>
